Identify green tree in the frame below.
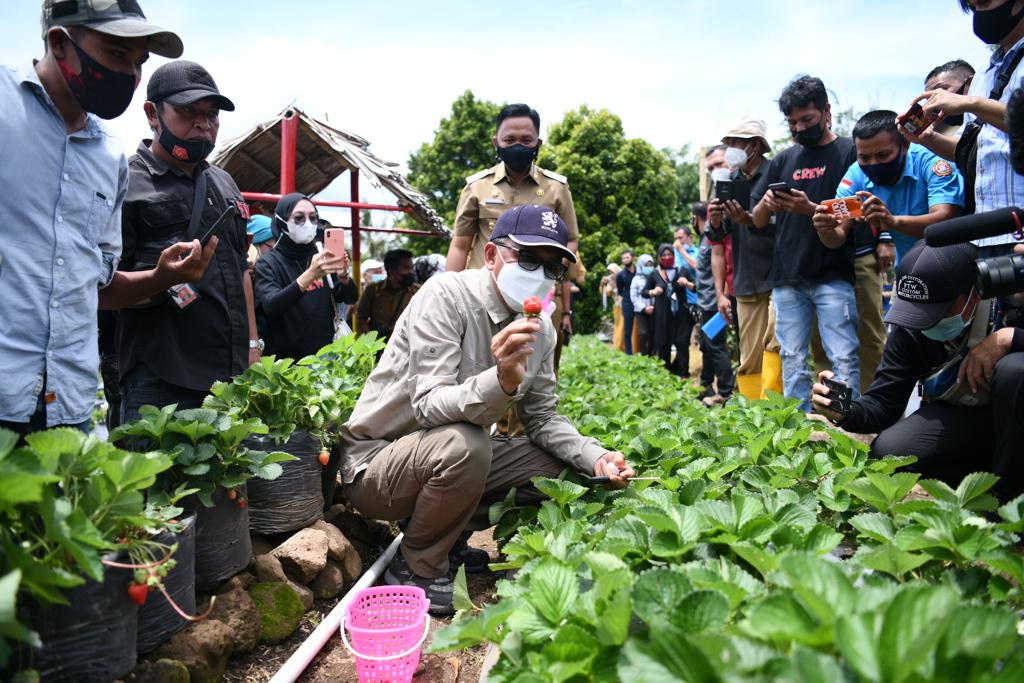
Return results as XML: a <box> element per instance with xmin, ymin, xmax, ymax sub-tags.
<box><xmin>407</xmin><ymin>90</ymin><xmax>501</xmax><ymax>228</ymax></box>
<box><xmin>540</xmin><ymin>106</ymin><xmax>678</xmax><ymax>333</ymax></box>
<box><xmin>665</xmin><ymin>145</ymin><xmax>701</xmax><ymax>225</ymax></box>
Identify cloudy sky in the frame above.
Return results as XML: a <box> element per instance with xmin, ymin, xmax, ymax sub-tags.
<box><xmin>3</xmin><ymin>0</ymin><xmax>994</xmax><ymax>222</ymax></box>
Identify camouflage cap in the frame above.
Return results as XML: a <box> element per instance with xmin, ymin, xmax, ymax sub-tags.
<box><xmin>41</xmin><ymin>0</ymin><xmax>183</xmax><ymax>58</ymax></box>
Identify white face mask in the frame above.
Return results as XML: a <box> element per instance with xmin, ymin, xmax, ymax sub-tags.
<box><xmin>710</xmin><ymin>167</ymin><xmax>732</xmax><ymax>182</ymax></box>
<box><xmin>282</xmin><ymin>218</ymin><xmax>317</xmax><ymax>245</ymax></box>
<box><xmin>724</xmin><ymin>146</ymin><xmax>748</xmax><ymax>169</ymax></box>
<box><xmin>493</xmin><ymin>250</ymin><xmax>555</xmax><ymax>312</ymax></box>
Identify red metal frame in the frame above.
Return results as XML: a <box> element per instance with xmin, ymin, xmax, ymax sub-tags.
<box><xmin>244</xmin><ymin>109</ymin><xmax>441</xmax><ymax>289</ymax></box>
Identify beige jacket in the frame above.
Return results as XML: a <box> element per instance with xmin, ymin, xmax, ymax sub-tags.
<box><xmin>340</xmin><ymin>268</ymin><xmax>606</xmax><ymax>483</ymax></box>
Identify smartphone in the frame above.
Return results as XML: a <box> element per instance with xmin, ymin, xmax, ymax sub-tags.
<box><xmin>822</xmin><ymin>377</ymin><xmax>853</xmax><ymax>416</ymax></box>
<box><xmin>199</xmin><ymin>205</ymin><xmax>237</xmax><ymax>247</ymax></box>
<box><xmin>324</xmin><ymin>227</ymin><xmax>345</xmax><ymax>256</ymax></box>
<box><xmin>715</xmin><ymin>179</ymin><xmax>734</xmax><ymax>201</ymax></box>
<box><xmin>768</xmin><ymin>182</ymin><xmax>793</xmax><ymax>195</ymax></box>
<box><xmin>897</xmin><ymin>102</ymin><xmax>938</xmax><ymax>136</ymax></box>
<box><xmin>822</xmin><ymin>197</ymin><xmax>864</xmax><ymax>219</ymax></box>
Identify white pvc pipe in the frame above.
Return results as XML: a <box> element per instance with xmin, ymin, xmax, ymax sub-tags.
<box><xmin>269</xmin><ymin>533</ymin><xmax>404</xmax><ymax>683</ymax></box>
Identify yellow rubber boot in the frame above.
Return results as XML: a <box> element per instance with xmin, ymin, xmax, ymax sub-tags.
<box><xmin>761</xmin><ymin>351</ymin><xmax>784</xmax><ymax>398</ymax></box>
<box><xmin>736</xmin><ymin>374</ymin><xmax>762</xmax><ymax>400</ymax></box>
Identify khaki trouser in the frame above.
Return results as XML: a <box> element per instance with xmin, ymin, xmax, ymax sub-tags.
<box><xmin>852</xmin><ymin>253</ymin><xmax>886</xmax><ymax>394</ymax></box>
<box><xmin>736</xmin><ymin>292</ymin><xmax>772</xmax><ymax>376</ymax></box>
<box><xmin>809</xmin><ymin>254</ymin><xmax>885</xmax><ymax>394</ymax></box>
<box><xmin>344</xmin><ymin>424</ymin><xmax>565</xmax><ymax>578</ymax></box>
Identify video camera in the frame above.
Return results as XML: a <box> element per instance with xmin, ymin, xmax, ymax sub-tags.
<box><xmin>924</xmin><ymin>207</ymin><xmax>1024</xmax><ymax>298</ymax></box>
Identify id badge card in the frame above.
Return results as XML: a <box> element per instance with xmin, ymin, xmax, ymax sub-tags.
<box><xmin>168</xmin><ymin>283</ymin><xmax>199</xmax><ymax>310</ymax></box>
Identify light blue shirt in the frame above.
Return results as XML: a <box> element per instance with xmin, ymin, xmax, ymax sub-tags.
<box><xmin>963</xmin><ymin>34</ymin><xmax>1024</xmax><ymax>246</ymax></box>
<box><xmin>836</xmin><ymin>144</ymin><xmax>965</xmax><ymax>258</ymax></box>
<box><xmin>0</xmin><ymin>63</ymin><xmax>127</xmax><ymax>425</ymax></box>
<box><xmin>675</xmin><ymin>244</ymin><xmax>699</xmax><ymax>305</ymax></box>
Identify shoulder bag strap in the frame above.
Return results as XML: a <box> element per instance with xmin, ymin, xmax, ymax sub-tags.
<box><xmin>184</xmin><ymin>169</ymin><xmax>209</xmax><ymax>241</ymax></box>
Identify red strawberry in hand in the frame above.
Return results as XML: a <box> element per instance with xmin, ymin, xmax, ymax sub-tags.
<box><xmin>523</xmin><ymin>296</ymin><xmax>543</xmax><ymax>318</ymax></box>
<box><xmin>128</xmin><ymin>583</ymin><xmax>149</xmax><ymax>606</ymax></box>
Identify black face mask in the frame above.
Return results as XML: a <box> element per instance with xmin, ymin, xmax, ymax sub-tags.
<box><xmin>860</xmin><ymin>150</ymin><xmax>906</xmax><ymax>187</ymax></box>
<box><xmin>973</xmin><ymin>1</ymin><xmax>1024</xmax><ymax>44</ymax></box>
<box><xmin>496</xmin><ymin>143</ymin><xmax>538</xmax><ymax>172</ymax></box>
<box><xmin>399</xmin><ymin>272</ymin><xmax>416</xmax><ymax>289</ymax></box>
<box><xmin>157</xmin><ymin>111</ymin><xmax>215</xmax><ymax>163</ymax></box>
<box><xmin>57</xmin><ymin>34</ymin><xmax>138</xmax><ymax>120</ymax></box>
<box><xmin>795</xmin><ymin>121</ymin><xmax>824</xmax><ymax>147</ymax></box>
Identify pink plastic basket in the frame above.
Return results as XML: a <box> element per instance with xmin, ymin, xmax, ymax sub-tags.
<box><xmin>341</xmin><ymin>585</ymin><xmax>429</xmax><ymax>683</ymax></box>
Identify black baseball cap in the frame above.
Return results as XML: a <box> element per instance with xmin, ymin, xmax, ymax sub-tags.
<box><xmin>884</xmin><ymin>241</ymin><xmax>977</xmax><ymax>330</ymax></box>
<box><xmin>147</xmin><ymin>61</ymin><xmax>235</xmax><ymax>111</ymax></box>
<box><xmin>42</xmin><ymin>0</ymin><xmax>183</xmax><ymax>59</ymax></box>
<box><xmin>490</xmin><ymin>204</ymin><xmax>577</xmax><ymax>263</ymax></box>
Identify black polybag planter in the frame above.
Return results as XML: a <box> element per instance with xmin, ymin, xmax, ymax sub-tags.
<box><xmin>244</xmin><ymin>430</ymin><xmax>324</xmax><ymax>533</ymax></box>
<box><xmin>137</xmin><ymin>513</ymin><xmax>196</xmax><ymax>654</ymax></box>
<box><xmin>16</xmin><ymin>556</ymin><xmax>137</xmax><ymax>683</ymax></box>
<box><xmin>185</xmin><ymin>486</ymin><xmax>252</xmax><ymax>592</ymax></box>
<box><xmin>321</xmin><ymin>440</ymin><xmax>342</xmax><ymax>508</ymax></box>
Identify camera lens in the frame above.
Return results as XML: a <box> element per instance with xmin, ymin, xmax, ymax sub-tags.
<box><xmin>975</xmin><ymin>254</ymin><xmax>1024</xmax><ymax>299</ymax></box>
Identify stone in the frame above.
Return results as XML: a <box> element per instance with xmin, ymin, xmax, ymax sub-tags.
<box><xmin>310</xmin><ymin>519</ymin><xmax>355</xmax><ymax>562</ymax></box>
<box><xmin>311</xmin><ymin>560</ymin><xmax>344</xmax><ymax>599</ymax></box>
<box><xmin>126</xmin><ymin>658</ymin><xmax>190</xmax><ymax>683</ymax></box>
<box><xmin>341</xmin><ymin>547</ymin><xmax>363</xmax><ymax>583</ymax></box>
<box><xmin>272</xmin><ymin>528</ymin><xmax>329</xmax><ymax>583</ymax></box>
<box><xmin>154</xmin><ymin>619</ymin><xmax>235</xmax><ymax>683</ymax></box>
<box><xmin>249</xmin><ymin>581</ymin><xmax>305</xmax><ymax>644</ymax></box>
<box><xmin>217</xmin><ymin>571</ymin><xmax>255</xmax><ymax>593</ymax></box>
<box><xmin>253</xmin><ymin>553</ymin><xmax>289</xmax><ymax>583</ymax></box>
<box><xmin>208</xmin><ymin>585</ymin><xmax>261</xmax><ymax>654</ymax></box>
<box><xmin>289</xmin><ymin>579</ymin><xmax>314</xmax><ymax>610</ymax></box>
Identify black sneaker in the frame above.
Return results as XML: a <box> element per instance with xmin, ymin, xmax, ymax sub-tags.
<box><xmin>448</xmin><ymin>540</ymin><xmax>490</xmax><ymax>574</ymax></box>
<box><xmin>383</xmin><ymin>551</ymin><xmax>455</xmax><ymax>616</ymax></box>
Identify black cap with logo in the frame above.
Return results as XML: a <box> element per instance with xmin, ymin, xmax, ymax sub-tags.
<box><xmin>147</xmin><ymin>61</ymin><xmax>235</xmax><ymax>111</ymax></box>
<box><xmin>42</xmin><ymin>0</ymin><xmax>183</xmax><ymax>58</ymax></box>
<box><xmin>490</xmin><ymin>204</ymin><xmax>577</xmax><ymax>263</ymax></box>
<box><xmin>883</xmin><ymin>241</ymin><xmax>977</xmax><ymax>330</ymax></box>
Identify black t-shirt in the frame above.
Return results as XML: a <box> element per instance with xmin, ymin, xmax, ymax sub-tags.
<box><xmin>723</xmin><ymin>160</ymin><xmax>775</xmax><ymax>297</ymax></box>
<box><xmin>752</xmin><ymin>137</ymin><xmax>857</xmax><ymax>287</ymax></box>
<box><xmin>117</xmin><ymin>141</ymin><xmax>251</xmax><ymax>392</ymax></box>
<box><xmin>616</xmin><ymin>267</ymin><xmax>636</xmax><ymax>309</ymax></box>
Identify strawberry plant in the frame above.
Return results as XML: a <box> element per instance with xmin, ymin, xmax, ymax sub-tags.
<box><xmin>205</xmin><ymin>334</ymin><xmax>384</xmax><ymax>447</ymax></box>
<box><xmin>111</xmin><ymin>405</ymin><xmax>295</xmax><ymax>508</ymax></box>
<box><xmin>0</xmin><ymin>427</ymin><xmax>180</xmax><ymax>667</ymax></box>
<box><xmin>430</xmin><ymin>337</ymin><xmax>1024</xmax><ymax>681</ymax></box>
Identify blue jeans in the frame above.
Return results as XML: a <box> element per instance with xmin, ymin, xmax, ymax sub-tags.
<box><xmin>622</xmin><ymin>305</ymin><xmax>635</xmax><ymax>355</ymax></box>
<box><xmin>773</xmin><ymin>281</ymin><xmax>860</xmax><ymax>411</ymax></box>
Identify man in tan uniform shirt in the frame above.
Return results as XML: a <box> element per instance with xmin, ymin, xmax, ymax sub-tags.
<box><xmin>343</xmin><ymin>205</ymin><xmax>634</xmax><ymax>615</ymax></box>
<box><xmin>446</xmin><ymin>103</ymin><xmax>579</xmax><ymax>338</ymax></box>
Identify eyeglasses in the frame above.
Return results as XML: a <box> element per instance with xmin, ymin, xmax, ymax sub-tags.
<box><xmin>496</xmin><ymin>241</ymin><xmax>568</xmax><ymax>280</ymax></box>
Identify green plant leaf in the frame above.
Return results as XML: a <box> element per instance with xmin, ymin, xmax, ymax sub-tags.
<box><xmin>527</xmin><ymin>559</ymin><xmax>577</xmax><ymax>625</ymax></box>
<box><xmin>940</xmin><ymin>604</ymin><xmax>1019</xmax><ymax>660</ymax></box>
<box><xmin>878</xmin><ymin>584</ymin><xmax>959</xmax><ymax>683</ymax></box>
<box><xmin>632</xmin><ymin>568</ymin><xmax>693</xmax><ymax>626</ymax></box>
<box><xmin>855</xmin><ymin>543</ymin><xmax>929</xmax><ymax>578</ymax></box>
<box><xmin>618</xmin><ymin>627</ymin><xmax>720</xmax><ymax>683</ymax></box>
<box><xmin>849</xmin><ymin>512</ymin><xmax>897</xmax><ymax>544</ymax></box>
<box><xmin>673</xmin><ymin>590</ymin><xmax>730</xmax><ymax>634</ymax></box>
<box><xmin>835</xmin><ymin>611</ymin><xmax>882</xmax><ymax>682</ymax></box>
<box><xmin>532</xmin><ymin>478</ymin><xmax>588</xmax><ymax>508</ymax></box>
<box><xmin>453</xmin><ymin>565</ymin><xmax>476</xmax><ymax>613</ymax></box>
<box><xmin>954</xmin><ymin>472</ymin><xmax>1000</xmax><ymax>510</ymax></box>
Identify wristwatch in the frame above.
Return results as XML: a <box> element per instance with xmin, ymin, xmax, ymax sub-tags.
<box><xmin>249</xmin><ymin>338</ymin><xmax>265</xmax><ymax>352</ymax></box>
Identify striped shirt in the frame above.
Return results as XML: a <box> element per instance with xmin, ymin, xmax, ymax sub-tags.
<box><xmin>963</xmin><ymin>35</ymin><xmax>1024</xmax><ymax>247</ymax></box>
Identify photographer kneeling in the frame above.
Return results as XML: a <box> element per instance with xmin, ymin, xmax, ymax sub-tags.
<box><xmin>811</xmin><ymin>241</ymin><xmax>1024</xmax><ymax>502</ymax></box>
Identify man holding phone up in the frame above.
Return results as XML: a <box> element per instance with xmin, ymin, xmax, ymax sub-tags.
<box><xmin>117</xmin><ymin>61</ymin><xmax>259</xmax><ymax>423</ymax></box>
<box><xmin>750</xmin><ymin>75</ymin><xmax>860</xmax><ymax>410</ymax></box>
<box><xmin>707</xmin><ymin>117</ymin><xmax>777</xmax><ymax>400</ymax></box>
<box><xmin>814</xmin><ymin>111</ymin><xmax>965</xmax><ymax>393</ymax></box>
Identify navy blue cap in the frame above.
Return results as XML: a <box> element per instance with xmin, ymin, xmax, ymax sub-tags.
<box><xmin>489</xmin><ymin>204</ymin><xmax>576</xmax><ymax>263</ymax></box>
<box><xmin>884</xmin><ymin>241</ymin><xmax>977</xmax><ymax>330</ymax></box>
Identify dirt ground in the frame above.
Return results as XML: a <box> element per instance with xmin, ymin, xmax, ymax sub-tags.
<box><xmin>222</xmin><ymin>530</ymin><xmax>501</xmax><ymax>683</ymax></box>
